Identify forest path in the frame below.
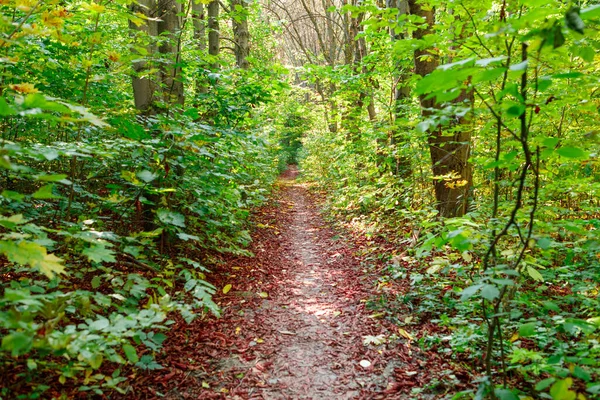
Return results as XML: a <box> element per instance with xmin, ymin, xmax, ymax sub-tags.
<box><xmin>139</xmin><ymin>167</ymin><xmax>449</xmax><ymax>399</ymax></box>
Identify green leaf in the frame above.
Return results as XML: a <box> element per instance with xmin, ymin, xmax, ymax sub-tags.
<box><xmin>537</xmin><ymin>237</ymin><xmax>552</xmax><ymax>250</ymax></box>
<box><xmin>123</xmin><ymin>344</ymin><xmax>139</xmax><ymax>364</ymax></box>
<box><xmin>460</xmin><ymin>284</ymin><xmax>483</xmax><ymax>301</ymax></box>
<box><xmin>83</xmin><ymin>245</ymin><xmax>116</xmax><ymax>264</ymax></box>
<box><xmin>32</xmin><ymin>184</ymin><xmax>62</xmax><ymax>199</ymax></box>
<box><xmin>550</xmin><ymin>378</ymin><xmax>576</xmax><ymax>400</ymax></box>
<box><xmin>91</xmin><ymin>276</ymin><xmax>102</xmax><ymax>289</ymax></box>
<box><xmin>88</xmin><ymin>353</ymin><xmax>103</xmax><ymax>369</ymax></box>
<box><xmin>481</xmin><ymin>284</ymin><xmax>500</xmax><ymax>301</ymax></box>
<box><xmin>89</xmin><ymin>318</ymin><xmax>110</xmax><ymax>331</ymax></box>
<box><xmin>0</xmin><ymin>98</ymin><xmax>16</xmax><ymax>116</ymax></box>
<box><xmin>580</xmin><ymin>4</ymin><xmax>600</xmax><ymax>20</ymax></box>
<box><xmin>573</xmin><ymin>366</ymin><xmax>591</xmax><ymax>382</ymax></box>
<box><xmin>177</xmin><ymin>233</ymin><xmax>200</xmax><ymax>241</ymax></box>
<box><xmin>26</xmin><ymin>359</ymin><xmax>37</xmax><ymax>370</ymax></box>
<box><xmin>556</xmin><ymin>146</ymin><xmax>588</xmax><ymax>159</ymax></box>
<box><xmin>1</xmin><ymin>332</ymin><xmax>33</xmax><ymax>357</ymax></box>
<box><xmin>416</xmin><ymin>120</ymin><xmax>432</xmax><ymax>133</ymax></box>
<box><xmin>472</xmin><ymin>67</ymin><xmax>507</xmax><ymax>84</ymax></box>
<box><xmin>519</xmin><ymin>322</ymin><xmax>537</xmax><ymax>337</ymax></box>
<box><xmin>0</xmin><ymin>240</ymin><xmax>65</xmax><ymax>278</ymax></box>
<box><xmin>0</xmin><ymin>155</ymin><xmax>11</xmax><ymax>169</ymax></box>
<box><xmin>137</xmin><ymin>170</ymin><xmax>156</xmax><ymax>183</ymax></box>
<box><xmin>156</xmin><ymin>209</ymin><xmax>185</xmax><ymax>228</ymax></box>
<box><xmin>35</xmin><ymin>174</ymin><xmax>68</xmax><ymax>182</ymax></box>
<box><xmin>475</xmin><ymin>56</ymin><xmax>507</xmax><ymax>67</ymax></box>
<box><xmin>505</xmin><ymin>103</ymin><xmax>525</xmax><ymax>117</ymax></box>
<box><xmin>536</xmin><ymin>377</ymin><xmax>556</xmax><ymax>391</ymax></box>
<box><xmin>527</xmin><ymin>265</ymin><xmax>544</xmax><ymax>282</ymax></box>
<box><xmin>587</xmin><ymin>384</ymin><xmax>600</xmax><ymax>395</ymax></box>
<box><xmin>0</xmin><ymin>214</ymin><xmax>26</xmax><ymax>229</ymax></box>
<box><xmin>509</xmin><ymin>60</ymin><xmax>528</xmax><ymax>71</ymax></box>
<box><xmin>579</xmin><ymin>46</ymin><xmax>595</xmax><ymax>62</ymax></box>
<box><xmin>542</xmin><ymin>301</ymin><xmax>561</xmax><ymax>312</ymax></box>
<box><xmin>494</xmin><ymin>389</ymin><xmax>519</xmax><ymax>400</ymax></box>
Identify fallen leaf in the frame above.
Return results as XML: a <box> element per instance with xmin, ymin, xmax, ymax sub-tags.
<box><xmin>278</xmin><ymin>330</ymin><xmax>296</xmax><ymax>336</ymax></box>
<box><xmin>363</xmin><ymin>335</ymin><xmax>386</xmax><ymax>346</ymax></box>
<box><xmin>359</xmin><ymin>360</ymin><xmax>371</xmax><ymax>368</ymax></box>
<box><xmin>258</xmin><ymin>292</ymin><xmax>268</xmax><ymax>298</ymax></box>
<box><xmin>398</xmin><ymin>328</ymin><xmax>414</xmax><ymax>341</ymax></box>
<box><xmin>223</xmin><ymin>284</ymin><xmax>232</xmax><ymax>294</ymax></box>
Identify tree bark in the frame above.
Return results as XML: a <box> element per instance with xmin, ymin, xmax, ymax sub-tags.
<box><xmin>192</xmin><ymin>0</ymin><xmax>207</xmax><ymax>52</ymax></box>
<box><xmin>157</xmin><ymin>0</ymin><xmax>184</xmax><ymax>106</ymax></box>
<box><xmin>208</xmin><ymin>0</ymin><xmax>220</xmax><ymax>70</ymax></box>
<box><xmin>130</xmin><ymin>0</ymin><xmax>158</xmax><ymax>114</ymax></box>
<box><xmin>130</xmin><ymin>0</ymin><xmax>184</xmax><ymax>111</ymax></box>
<box><xmin>387</xmin><ymin>0</ymin><xmax>412</xmax><ymax>178</ymax></box>
<box><xmin>232</xmin><ymin>0</ymin><xmax>250</xmax><ymax>69</ymax></box>
<box><xmin>408</xmin><ymin>0</ymin><xmax>472</xmax><ymax>217</ymax></box>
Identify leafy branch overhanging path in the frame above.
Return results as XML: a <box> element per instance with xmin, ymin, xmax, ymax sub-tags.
<box><xmin>127</xmin><ymin>168</ymin><xmax>464</xmax><ymax>399</ymax></box>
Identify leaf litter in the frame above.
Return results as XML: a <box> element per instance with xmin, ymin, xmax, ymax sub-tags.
<box><xmin>119</xmin><ymin>167</ymin><xmax>469</xmax><ymax>399</ymax></box>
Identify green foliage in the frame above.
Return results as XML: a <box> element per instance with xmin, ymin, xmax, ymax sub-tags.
<box><xmin>0</xmin><ymin>0</ymin><xmax>288</xmax><ymax>397</ymax></box>
<box><xmin>298</xmin><ymin>0</ymin><xmax>600</xmax><ymax>397</ymax></box>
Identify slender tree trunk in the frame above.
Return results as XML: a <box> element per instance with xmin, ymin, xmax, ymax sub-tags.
<box><xmin>232</xmin><ymin>0</ymin><xmax>250</xmax><ymax>69</ymax></box>
<box><xmin>387</xmin><ymin>0</ymin><xmax>412</xmax><ymax>178</ymax></box>
<box><xmin>192</xmin><ymin>0</ymin><xmax>208</xmax><ymax>95</ymax></box>
<box><xmin>157</xmin><ymin>0</ymin><xmax>184</xmax><ymax>106</ymax></box>
<box><xmin>192</xmin><ymin>1</ymin><xmax>207</xmax><ymax>52</ymax></box>
<box><xmin>408</xmin><ymin>0</ymin><xmax>471</xmax><ymax>217</ymax></box>
<box><xmin>130</xmin><ymin>0</ymin><xmax>158</xmax><ymax>114</ymax></box>
<box><xmin>208</xmin><ymin>0</ymin><xmax>220</xmax><ymax>70</ymax></box>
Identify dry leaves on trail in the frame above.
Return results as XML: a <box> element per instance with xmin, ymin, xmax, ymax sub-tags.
<box><xmin>120</xmin><ymin>169</ymin><xmax>469</xmax><ymax>399</ymax></box>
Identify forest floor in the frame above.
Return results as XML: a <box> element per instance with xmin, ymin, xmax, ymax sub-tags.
<box><xmin>125</xmin><ymin>167</ymin><xmax>470</xmax><ymax>399</ymax></box>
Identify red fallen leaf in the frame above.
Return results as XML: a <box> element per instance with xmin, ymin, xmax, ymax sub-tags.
<box><xmin>171</xmin><ymin>361</ymin><xmax>190</xmax><ymax>370</ymax></box>
<box><xmin>384</xmin><ymin>381</ymin><xmax>402</xmax><ymax>394</ymax></box>
<box><xmin>159</xmin><ymin>371</ymin><xmax>177</xmax><ymax>381</ymax></box>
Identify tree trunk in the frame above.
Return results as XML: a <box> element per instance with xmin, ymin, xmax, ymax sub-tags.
<box><xmin>408</xmin><ymin>0</ymin><xmax>471</xmax><ymax>217</ymax></box>
<box><xmin>208</xmin><ymin>0</ymin><xmax>220</xmax><ymax>70</ymax></box>
<box><xmin>130</xmin><ymin>0</ymin><xmax>158</xmax><ymax>114</ymax></box>
<box><xmin>387</xmin><ymin>0</ymin><xmax>412</xmax><ymax>178</ymax></box>
<box><xmin>192</xmin><ymin>1</ymin><xmax>207</xmax><ymax>52</ymax></box>
<box><xmin>157</xmin><ymin>0</ymin><xmax>184</xmax><ymax>106</ymax></box>
<box><xmin>232</xmin><ymin>0</ymin><xmax>250</xmax><ymax>69</ymax></box>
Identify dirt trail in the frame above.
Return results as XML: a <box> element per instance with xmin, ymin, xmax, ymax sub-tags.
<box><xmin>255</xmin><ymin>170</ymin><xmax>366</xmax><ymax>399</ymax></box>
<box><xmin>146</xmin><ymin>168</ymin><xmax>446</xmax><ymax>399</ymax></box>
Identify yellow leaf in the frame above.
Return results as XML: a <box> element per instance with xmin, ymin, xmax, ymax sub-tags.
<box><xmin>82</xmin><ymin>2</ymin><xmax>105</xmax><ymax>13</ymax></box>
<box><xmin>223</xmin><ymin>284</ymin><xmax>232</xmax><ymax>294</ymax></box>
<box><xmin>235</xmin><ymin>327</ymin><xmax>241</xmax><ymax>335</ymax></box>
<box><xmin>509</xmin><ymin>332</ymin><xmax>519</xmax><ymax>342</ymax></box>
<box><xmin>398</xmin><ymin>328</ymin><xmax>414</xmax><ymax>341</ymax></box>
<box><xmin>255</xmin><ymin>338</ymin><xmax>264</xmax><ymax>343</ymax></box>
<box><xmin>9</xmin><ymin>83</ymin><xmax>39</xmax><ymax>94</ymax></box>
<box><xmin>258</xmin><ymin>292</ymin><xmax>268</xmax><ymax>298</ymax></box>
<box><xmin>0</xmin><ymin>240</ymin><xmax>65</xmax><ymax>278</ymax></box>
